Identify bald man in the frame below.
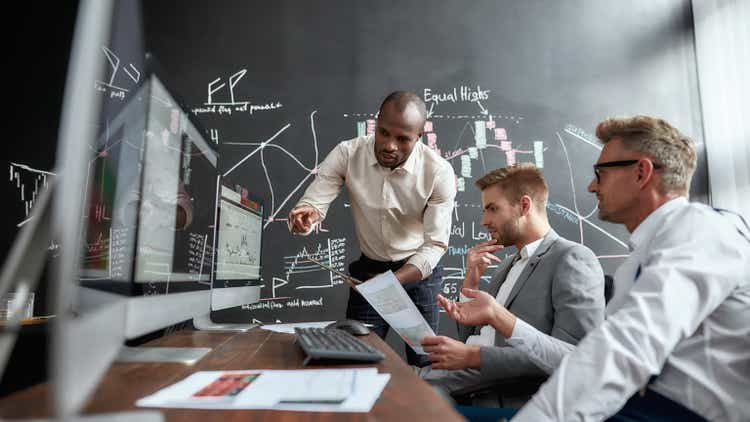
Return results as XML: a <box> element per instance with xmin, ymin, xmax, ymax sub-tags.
<box><xmin>289</xmin><ymin>91</ymin><xmax>457</xmax><ymax>366</ymax></box>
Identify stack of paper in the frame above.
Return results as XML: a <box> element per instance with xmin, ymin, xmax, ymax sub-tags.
<box><xmin>136</xmin><ymin>368</ymin><xmax>389</xmax><ymax>413</ymax></box>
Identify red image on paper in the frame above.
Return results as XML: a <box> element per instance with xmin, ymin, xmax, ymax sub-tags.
<box><xmin>193</xmin><ymin>373</ymin><xmax>260</xmax><ymax>398</ymax></box>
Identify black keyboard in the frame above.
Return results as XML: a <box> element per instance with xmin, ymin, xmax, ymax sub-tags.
<box><xmin>295</xmin><ymin>327</ymin><xmax>385</xmax><ymax>365</ymax></box>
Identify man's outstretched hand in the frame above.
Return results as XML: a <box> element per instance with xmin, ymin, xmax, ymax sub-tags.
<box><xmin>437</xmin><ymin>288</ymin><xmax>498</xmax><ymax>327</ymax></box>
<box><xmin>288</xmin><ymin>204</ymin><xmax>321</xmax><ymax>234</ymax></box>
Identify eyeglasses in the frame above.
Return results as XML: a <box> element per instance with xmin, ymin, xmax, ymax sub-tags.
<box><xmin>593</xmin><ymin>159</ymin><xmax>662</xmax><ymax>183</ymax></box>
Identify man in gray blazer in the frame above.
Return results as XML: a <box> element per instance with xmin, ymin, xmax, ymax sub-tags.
<box><xmin>418</xmin><ymin>163</ymin><xmax>604</xmax><ymax>408</ymax></box>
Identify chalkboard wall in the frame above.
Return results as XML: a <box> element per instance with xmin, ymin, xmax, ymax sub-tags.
<box><xmin>139</xmin><ymin>0</ymin><xmax>707</xmax><ymax>325</ymax></box>
<box><xmin>4</xmin><ymin>1</ymin><xmax>708</xmax><ymax>331</ymax></box>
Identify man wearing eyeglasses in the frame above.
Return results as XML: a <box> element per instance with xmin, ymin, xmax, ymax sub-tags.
<box><xmin>439</xmin><ymin>115</ymin><xmax>750</xmax><ymax>421</ymax></box>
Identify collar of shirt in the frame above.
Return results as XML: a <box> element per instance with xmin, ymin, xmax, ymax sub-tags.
<box><xmin>627</xmin><ymin>197</ymin><xmax>688</xmax><ymax>252</ymax></box>
<box><xmin>519</xmin><ymin>232</ymin><xmax>547</xmax><ymax>261</ymax></box>
<box><xmin>469</xmin><ymin>233</ymin><xmax>546</xmax><ymax>347</ymax></box>
<box><xmin>365</xmin><ymin>134</ymin><xmax>421</xmax><ymax>175</ymax></box>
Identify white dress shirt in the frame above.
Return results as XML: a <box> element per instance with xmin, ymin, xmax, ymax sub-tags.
<box><xmin>512</xmin><ymin>197</ymin><xmax>750</xmax><ymax>421</ymax></box>
<box><xmin>465</xmin><ymin>237</ymin><xmax>544</xmax><ymax>346</ymax></box>
<box><xmin>292</xmin><ymin>135</ymin><xmax>456</xmax><ymax>278</ymax></box>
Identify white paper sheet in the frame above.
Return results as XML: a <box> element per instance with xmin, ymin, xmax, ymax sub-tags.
<box><xmin>276</xmin><ymin>369</ymin><xmax>354</xmax><ymax>403</ymax></box>
<box><xmin>355</xmin><ymin>271</ymin><xmax>435</xmax><ymax>354</ymax></box>
<box><xmin>273</xmin><ymin>373</ymin><xmax>390</xmax><ymax>412</ymax></box>
<box><xmin>135</xmin><ymin>370</ymin><xmax>279</xmax><ymax>409</ymax></box>
<box><xmin>135</xmin><ymin>368</ymin><xmax>388</xmax><ymax>413</ymax></box>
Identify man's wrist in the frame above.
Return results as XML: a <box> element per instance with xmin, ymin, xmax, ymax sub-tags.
<box><xmin>462</xmin><ymin>271</ymin><xmax>480</xmax><ymax>290</ymax></box>
<box><xmin>468</xmin><ymin>345</ymin><xmax>482</xmax><ymax>369</ymax></box>
<box><xmin>394</xmin><ymin>264</ymin><xmax>423</xmax><ymax>285</ymax></box>
<box><xmin>491</xmin><ymin>304</ymin><xmax>517</xmax><ymax>339</ymax></box>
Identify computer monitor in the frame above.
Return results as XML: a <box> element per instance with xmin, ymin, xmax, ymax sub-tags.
<box><xmin>49</xmin><ymin>57</ymin><xmax>264</xmax><ymax>418</ymax></box>
<box><xmin>192</xmin><ymin>177</ymin><xmax>263</xmax><ymax>330</ymax></box>
<box><xmin>74</xmin><ymin>53</ymin><xmax>218</xmax><ymax>337</ymax></box>
<box><xmin>0</xmin><ymin>0</ymin><xmax>267</xmax><ymax>418</ymax></box>
<box><xmin>43</xmin><ymin>0</ymin><xmax>251</xmax><ymax>418</ymax></box>
<box><xmin>46</xmin><ymin>60</ymin><xmax>217</xmax><ymax>421</ymax></box>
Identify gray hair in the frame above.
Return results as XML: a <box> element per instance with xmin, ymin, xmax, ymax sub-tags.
<box><xmin>596</xmin><ymin>116</ymin><xmax>696</xmax><ymax>195</ymax></box>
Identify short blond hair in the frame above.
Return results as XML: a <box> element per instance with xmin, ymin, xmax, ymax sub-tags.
<box><xmin>596</xmin><ymin>116</ymin><xmax>696</xmax><ymax>195</ymax></box>
<box><xmin>475</xmin><ymin>163</ymin><xmax>548</xmax><ymax>210</ymax></box>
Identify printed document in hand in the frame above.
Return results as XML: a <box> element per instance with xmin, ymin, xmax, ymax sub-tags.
<box><xmin>136</xmin><ymin>368</ymin><xmax>389</xmax><ymax>412</ymax></box>
<box><xmin>355</xmin><ymin>271</ymin><xmax>435</xmax><ymax>354</ymax></box>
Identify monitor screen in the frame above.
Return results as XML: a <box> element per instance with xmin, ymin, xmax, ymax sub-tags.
<box><xmin>133</xmin><ymin>74</ymin><xmax>217</xmax><ymax>290</ymax></box>
<box><xmin>213</xmin><ymin>180</ymin><xmax>263</xmax><ymax>284</ymax></box>
<box><xmin>79</xmin><ymin>62</ymin><xmax>217</xmax><ymax>296</ymax></box>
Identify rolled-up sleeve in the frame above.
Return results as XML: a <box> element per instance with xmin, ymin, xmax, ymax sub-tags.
<box><xmin>406</xmin><ymin>164</ymin><xmax>456</xmax><ymax>278</ymax></box>
<box><xmin>290</xmin><ymin>143</ymin><xmax>348</xmax><ymax>235</ymax></box>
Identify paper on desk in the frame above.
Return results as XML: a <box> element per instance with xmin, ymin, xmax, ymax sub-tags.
<box><xmin>260</xmin><ymin>321</ymin><xmax>336</xmax><ymax>334</ymax></box>
<box><xmin>136</xmin><ymin>370</ymin><xmax>278</xmax><ymax>408</ymax></box>
<box><xmin>276</xmin><ymin>368</ymin><xmax>354</xmax><ymax>403</ymax></box>
<box><xmin>355</xmin><ymin>271</ymin><xmax>435</xmax><ymax>354</ymax></box>
<box><xmin>136</xmin><ymin>368</ymin><xmax>387</xmax><ymax>413</ymax></box>
<box><xmin>274</xmin><ymin>372</ymin><xmax>390</xmax><ymax>412</ymax></box>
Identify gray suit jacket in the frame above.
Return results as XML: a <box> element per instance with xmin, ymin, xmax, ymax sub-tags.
<box><xmin>457</xmin><ymin>229</ymin><xmax>604</xmax><ymax>407</ymax></box>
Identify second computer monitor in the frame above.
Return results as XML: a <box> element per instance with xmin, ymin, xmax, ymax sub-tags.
<box><xmin>209</xmin><ymin>178</ymin><xmax>264</xmax><ymax>313</ymax></box>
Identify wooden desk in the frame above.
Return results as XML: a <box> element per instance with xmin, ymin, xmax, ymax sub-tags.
<box><xmin>0</xmin><ymin>328</ymin><xmax>465</xmax><ymax>421</ymax></box>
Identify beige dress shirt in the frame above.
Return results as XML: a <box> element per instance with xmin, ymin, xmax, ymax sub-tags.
<box><xmin>292</xmin><ymin>134</ymin><xmax>456</xmax><ymax>278</ymax></box>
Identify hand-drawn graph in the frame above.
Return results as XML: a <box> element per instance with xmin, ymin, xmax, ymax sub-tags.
<box><xmin>243</xmin><ymin>237</ymin><xmax>346</xmax><ymax>316</ymax></box>
<box><xmin>346</xmin><ymin>88</ymin><xmax>542</xmax><ymax>194</ymax></box>
<box><xmin>95</xmin><ymin>47</ymin><xmax>141</xmax><ymax>101</ymax></box>
<box><xmin>287</xmin><ymin>238</ymin><xmax>346</xmax><ymax>289</ymax></box>
<box><xmin>222</xmin><ymin>110</ymin><xmax>322</xmax><ymax>231</ymax></box>
<box><xmin>341</xmin><ymin>85</ymin><xmax>630</xmax><ymax>307</ymax></box>
<box><xmin>251</xmin><ymin>237</ymin><xmax>347</xmax><ymax>309</ymax></box>
<box><xmin>8</xmin><ymin>162</ymin><xmax>55</xmax><ymax>227</ymax></box>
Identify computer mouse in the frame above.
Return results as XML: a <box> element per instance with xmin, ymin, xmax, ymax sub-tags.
<box><xmin>326</xmin><ymin>319</ymin><xmax>370</xmax><ymax>336</ymax></box>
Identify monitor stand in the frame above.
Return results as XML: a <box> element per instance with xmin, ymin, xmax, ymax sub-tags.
<box><xmin>115</xmin><ymin>345</ymin><xmax>212</xmax><ymax>364</ymax></box>
<box><xmin>192</xmin><ymin>313</ymin><xmax>259</xmax><ymax>332</ymax></box>
<box><xmin>191</xmin><ymin>285</ymin><xmax>262</xmax><ymax>332</ymax></box>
